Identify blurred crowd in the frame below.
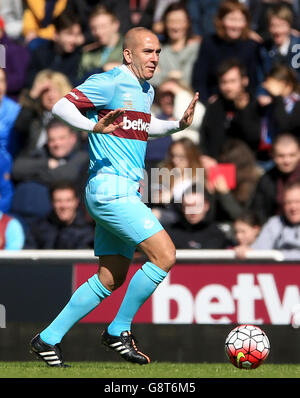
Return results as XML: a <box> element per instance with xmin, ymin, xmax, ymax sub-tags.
<box><xmin>1</xmin><ymin>0</ymin><xmax>300</xmax><ymax>260</ymax></box>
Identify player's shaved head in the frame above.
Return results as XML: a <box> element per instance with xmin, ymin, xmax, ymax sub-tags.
<box><xmin>122</xmin><ymin>27</ymin><xmax>161</xmax><ymax>81</ymax></box>
<box><xmin>123</xmin><ymin>27</ymin><xmax>157</xmax><ymax>51</ymax></box>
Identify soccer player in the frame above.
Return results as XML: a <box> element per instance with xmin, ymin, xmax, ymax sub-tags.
<box><xmin>30</xmin><ymin>27</ymin><xmax>198</xmax><ymax>367</ymax></box>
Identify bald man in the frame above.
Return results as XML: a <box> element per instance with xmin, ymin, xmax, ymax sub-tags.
<box><xmin>30</xmin><ymin>27</ymin><xmax>199</xmax><ymax>367</ymax></box>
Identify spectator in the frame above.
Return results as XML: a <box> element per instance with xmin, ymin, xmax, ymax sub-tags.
<box><xmin>15</xmin><ymin>69</ymin><xmax>72</xmax><ymax>156</ymax></box>
<box><xmin>25</xmin><ymin>11</ymin><xmax>83</xmax><ymax>87</ymax></box>
<box><xmin>209</xmin><ymin>138</ymin><xmax>263</xmax><ymax>223</ymax></box>
<box><xmin>0</xmin><ymin>210</ymin><xmax>25</xmax><ymax>250</ymax></box>
<box><xmin>257</xmin><ymin>3</ymin><xmax>300</xmax><ymax>102</ymax></box>
<box><xmin>78</xmin><ymin>5</ymin><xmax>123</xmax><ymax>80</ymax></box>
<box><xmin>153</xmin><ymin>78</ymin><xmax>205</xmax><ymax>144</ymax></box>
<box><xmin>260</xmin><ymin>64</ymin><xmax>300</xmax><ymax>140</ymax></box>
<box><xmin>232</xmin><ymin>210</ymin><xmax>262</xmax><ymax>259</ymax></box>
<box><xmin>0</xmin><ymin>16</ymin><xmax>30</xmax><ymax>100</ymax></box>
<box><xmin>150</xmin><ymin>138</ymin><xmax>205</xmax><ymax>226</ymax></box>
<box><xmin>25</xmin><ymin>181</ymin><xmax>94</xmax><ymax>249</ymax></box>
<box><xmin>165</xmin><ymin>184</ymin><xmax>230</xmax><ymax>249</ymax></box>
<box><xmin>251</xmin><ymin>132</ymin><xmax>300</xmax><ymax>223</ymax></box>
<box><xmin>22</xmin><ymin>0</ymin><xmax>69</xmax><ymax>45</ymax></box>
<box><xmin>11</xmin><ymin>118</ymin><xmax>89</xmax><ymax>227</ymax></box>
<box><xmin>0</xmin><ymin>0</ymin><xmax>24</xmax><ymax>40</ymax></box>
<box><xmin>239</xmin><ymin>181</ymin><xmax>300</xmax><ymax>260</ymax></box>
<box><xmin>0</xmin><ymin>68</ymin><xmax>21</xmax><ymax>158</ymax></box>
<box><xmin>249</xmin><ymin>0</ymin><xmax>300</xmax><ymax>39</ymax></box>
<box><xmin>186</xmin><ymin>0</ymin><xmax>222</xmax><ymax>38</ymax></box>
<box><xmin>0</xmin><ymin>149</ymin><xmax>14</xmax><ymax>213</ymax></box>
<box><xmin>156</xmin><ymin>137</ymin><xmax>204</xmax><ymax>203</ymax></box>
<box><xmin>150</xmin><ymin>2</ymin><xmax>200</xmax><ymax>89</ymax></box>
<box><xmin>145</xmin><ymin>82</ymin><xmax>174</xmax><ymax>173</ymax></box>
<box><xmin>192</xmin><ymin>0</ymin><xmax>260</xmax><ymax>104</ymax></box>
<box><xmin>200</xmin><ymin>58</ymin><xmax>261</xmax><ymax>161</ymax></box>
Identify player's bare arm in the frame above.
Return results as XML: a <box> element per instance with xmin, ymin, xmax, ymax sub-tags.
<box><xmin>179</xmin><ymin>92</ymin><xmax>199</xmax><ymax>130</ymax></box>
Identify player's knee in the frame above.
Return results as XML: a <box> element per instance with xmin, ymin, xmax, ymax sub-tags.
<box><xmin>164</xmin><ymin>245</ymin><xmax>176</xmax><ymax>271</ymax></box>
<box><xmin>152</xmin><ymin>244</ymin><xmax>176</xmax><ymax>272</ymax></box>
<box><xmin>98</xmin><ymin>274</ymin><xmax>126</xmax><ymax>292</ymax></box>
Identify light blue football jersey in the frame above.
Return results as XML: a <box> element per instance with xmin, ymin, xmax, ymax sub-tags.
<box><xmin>65</xmin><ymin>65</ymin><xmax>155</xmax><ymax>182</ymax></box>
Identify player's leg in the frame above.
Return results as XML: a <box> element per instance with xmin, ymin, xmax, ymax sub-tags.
<box><xmin>30</xmin><ymin>223</ymin><xmax>132</xmax><ymax>367</ymax></box>
<box><xmin>102</xmin><ymin>229</ymin><xmax>175</xmax><ymax>365</ymax></box>
<box><xmin>30</xmin><ymin>267</ymin><xmax>111</xmax><ymax>367</ymax></box>
<box><xmin>106</xmin><ymin>229</ymin><xmax>175</xmax><ymax>336</ymax></box>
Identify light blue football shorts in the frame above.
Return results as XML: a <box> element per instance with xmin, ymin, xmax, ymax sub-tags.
<box><xmin>85</xmin><ymin>173</ymin><xmax>163</xmax><ymax>260</ymax></box>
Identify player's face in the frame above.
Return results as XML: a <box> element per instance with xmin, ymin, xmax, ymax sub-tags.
<box><xmin>283</xmin><ymin>187</ymin><xmax>300</xmax><ymax>224</ymax></box>
<box><xmin>125</xmin><ymin>33</ymin><xmax>161</xmax><ymax>80</ymax></box>
<box><xmin>52</xmin><ymin>188</ymin><xmax>79</xmax><ymax>224</ymax></box>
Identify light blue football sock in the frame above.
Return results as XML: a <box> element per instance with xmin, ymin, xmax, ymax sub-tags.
<box><xmin>107</xmin><ymin>262</ymin><xmax>167</xmax><ymax>336</ymax></box>
<box><xmin>40</xmin><ymin>274</ymin><xmax>111</xmax><ymax>345</ymax></box>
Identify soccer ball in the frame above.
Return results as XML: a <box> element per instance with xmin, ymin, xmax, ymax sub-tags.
<box><xmin>225</xmin><ymin>324</ymin><xmax>270</xmax><ymax>369</ymax></box>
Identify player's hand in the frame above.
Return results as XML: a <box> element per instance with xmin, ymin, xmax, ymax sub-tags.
<box><xmin>93</xmin><ymin>108</ymin><xmax>125</xmax><ymax>134</ymax></box>
<box><xmin>179</xmin><ymin>92</ymin><xmax>199</xmax><ymax>130</ymax></box>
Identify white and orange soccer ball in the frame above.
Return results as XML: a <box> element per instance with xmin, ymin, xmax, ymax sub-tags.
<box><xmin>225</xmin><ymin>324</ymin><xmax>270</xmax><ymax>369</ymax></box>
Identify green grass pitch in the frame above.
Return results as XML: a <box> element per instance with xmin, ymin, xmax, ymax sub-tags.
<box><xmin>0</xmin><ymin>361</ymin><xmax>300</xmax><ymax>378</ymax></box>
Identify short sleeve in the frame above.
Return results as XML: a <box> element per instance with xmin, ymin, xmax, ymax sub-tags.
<box><xmin>65</xmin><ymin>73</ymin><xmax>116</xmax><ymax>112</ymax></box>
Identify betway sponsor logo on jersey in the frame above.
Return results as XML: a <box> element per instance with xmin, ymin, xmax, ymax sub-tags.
<box><xmin>98</xmin><ymin>109</ymin><xmax>151</xmax><ymax>141</ymax></box>
<box><xmin>122</xmin><ymin>116</ymin><xmax>150</xmax><ymax>133</ymax></box>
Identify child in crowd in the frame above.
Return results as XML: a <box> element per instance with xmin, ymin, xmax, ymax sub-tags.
<box><xmin>232</xmin><ymin>211</ymin><xmax>262</xmax><ymax>258</ymax></box>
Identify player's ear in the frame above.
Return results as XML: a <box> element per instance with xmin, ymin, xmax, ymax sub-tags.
<box><xmin>123</xmin><ymin>48</ymin><xmax>132</xmax><ymax>64</ymax></box>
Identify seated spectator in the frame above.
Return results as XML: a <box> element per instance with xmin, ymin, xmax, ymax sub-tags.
<box><xmin>0</xmin><ymin>210</ymin><xmax>25</xmax><ymax>250</ymax></box>
<box><xmin>78</xmin><ymin>5</ymin><xmax>123</xmax><ymax>80</ymax></box>
<box><xmin>249</xmin><ymin>0</ymin><xmax>300</xmax><ymax>38</ymax></box>
<box><xmin>232</xmin><ymin>210</ymin><xmax>262</xmax><ymax>259</ymax></box>
<box><xmin>165</xmin><ymin>184</ymin><xmax>230</xmax><ymax>249</ymax></box>
<box><xmin>25</xmin><ymin>11</ymin><xmax>83</xmax><ymax>87</ymax></box>
<box><xmin>208</xmin><ymin>138</ymin><xmax>263</xmax><ymax>223</ymax></box>
<box><xmin>251</xmin><ymin>133</ymin><xmax>300</xmax><ymax>223</ymax></box>
<box><xmin>260</xmin><ymin>64</ymin><xmax>300</xmax><ymax>140</ymax></box>
<box><xmin>156</xmin><ymin>137</ymin><xmax>204</xmax><ymax>203</ymax></box>
<box><xmin>257</xmin><ymin>3</ymin><xmax>300</xmax><ymax>103</ymax></box>
<box><xmin>0</xmin><ymin>16</ymin><xmax>30</xmax><ymax>100</ymax></box>
<box><xmin>238</xmin><ymin>181</ymin><xmax>300</xmax><ymax>260</ymax></box>
<box><xmin>153</xmin><ymin>78</ymin><xmax>205</xmax><ymax>144</ymax></box>
<box><xmin>150</xmin><ymin>2</ymin><xmax>200</xmax><ymax>89</ymax></box>
<box><xmin>0</xmin><ymin>68</ymin><xmax>21</xmax><ymax>157</ymax></box>
<box><xmin>0</xmin><ymin>149</ymin><xmax>14</xmax><ymax>213</ymax></box>
<box><xmin>192</xmin><ymin>0</ymin><xmax>260</xmax><ymax>104</ymax></box>
<box><xmin>200</xmin><ymin>58</ymin><xmax>261</xmax><ymax>161</ymax></box>
<box><xmin>25</xmin><ymin>181</ymin><xmax>94</xmax><ymax>249</ymax></box>
<box><xmin>151</xmin><ymin>138</ymin><xmax>205</xmax><ymax>226</ymax></box>
<box><xmin>15</xmin><ymin>69</ymin><xmax>72</xmax><ymax>156</ymax></box>
<box><xmin>22</xmin><ymin>0</ymin><xmax>69</xmax><ymax>45</ymax></box>
<box><xmin>11</xmin><ymin>118</ymin><xmax>89</xmax><ymax>227</ymax></box>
